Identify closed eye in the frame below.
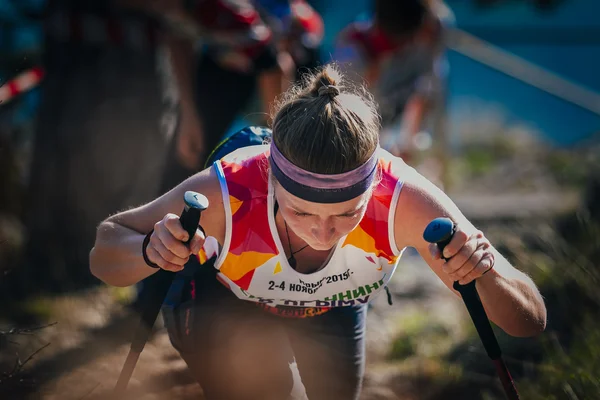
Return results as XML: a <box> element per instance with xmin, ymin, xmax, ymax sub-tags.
<box><xmin>338</xmin><ymin>212</ymin><xmax>360</xmax><ymax>218</ymax></box>
<box><xmin>291</xmin><ymin>210</ymin><xmax>360</xmax><ymax>218</ymax></box>
<box><xmin>292</xmin><ymin>210</ymin><xmax>312</xmax><ymax>217</ymax></box>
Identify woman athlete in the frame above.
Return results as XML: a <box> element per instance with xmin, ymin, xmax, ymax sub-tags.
<box><xmin>90</xmin><ymin>64</ymin><xmax>546</xmax><ymax>400</ymax></box>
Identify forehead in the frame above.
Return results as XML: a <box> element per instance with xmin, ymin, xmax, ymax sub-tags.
<box><xmin>275</xmin><ymin>184</ymin><xmax>370</xmax><ymax>215</ymax></box>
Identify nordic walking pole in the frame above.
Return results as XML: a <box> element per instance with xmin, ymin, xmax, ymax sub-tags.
<box><xmin>423</xmin><ymin>217</ymin><xmax>520</xmax><ymax>400</ymax></box>
<box><xmin>114</xmin><ymin>191</ymin><xmax>209</xmax><ymax>395</ymax></box>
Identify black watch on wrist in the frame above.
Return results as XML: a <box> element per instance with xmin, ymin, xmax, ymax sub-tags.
<box><xmin>142</xmin><ymin>229</ymin><xmax>160</xmax><ymax>269</ymax></box>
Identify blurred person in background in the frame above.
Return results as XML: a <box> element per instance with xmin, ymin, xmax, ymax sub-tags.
<box><xmin>147</xmin><ymin>0</ymin><xmax>325</xmax><ymax>194</ymax></box>
<box><xmin>333</xmin><ymin>0</ymin><xmax>454</xmax><ymax>164</ymax></box>
<box><xmin>256</xmin><ymin>0</ymin><xmax>324</xmax><ymax>80</ymax></box>
<box><xmin>115</xmin><ymin>0</ymin><xmax>324</xmax><ymax>312</ymax></box>
<box><xmin>14</xmin><ymin>0</ymin><xmax>175</xmax><ymax>295</ymax></box>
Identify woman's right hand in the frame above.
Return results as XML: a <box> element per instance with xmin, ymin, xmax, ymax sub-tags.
<box><xmin>146</xmin><ymin>213</ymin><xmax>206</xmax><ymax>271</ymax></box>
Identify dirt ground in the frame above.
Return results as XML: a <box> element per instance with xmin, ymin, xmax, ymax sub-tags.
<box><xmin>1</xmin><ymin>250</ymin><xmax>463</xmax><ymax>400</ymax></box>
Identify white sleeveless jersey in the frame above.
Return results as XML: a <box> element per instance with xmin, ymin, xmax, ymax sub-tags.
<box><xmin>198</xmin><ymin>145</ymin><xmax>408</xmax><ymax>318</ymax></box>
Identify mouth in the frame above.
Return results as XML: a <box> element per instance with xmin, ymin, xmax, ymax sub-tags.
<box><xmin>308</xmin><ymin>239</ymin><xmax>339</xmax><ymax>251</ymax></box>
<box><xmin>311</xmin><ymin>244</ymin><xmax>333</xmax><ymax>251</ymax></box>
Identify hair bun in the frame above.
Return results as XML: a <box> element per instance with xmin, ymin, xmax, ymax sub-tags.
<box><xmin>318</xmin><ymin>85</ymin><xmax>340</xmax><ymax>98</ymax></box>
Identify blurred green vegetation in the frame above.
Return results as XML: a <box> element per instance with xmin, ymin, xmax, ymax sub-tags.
<box><xmin>514</xmin><ymin>172</ymin><xmax>600</xmax><ymax>399</ymax></box>
<box><xmin>388</xmin><ymin>312</ymin><xmax>454</xmax><ymax>361</ymax></box>
<box><xmin>384</xmin><ymin>139</ymin><xmax>600</xmax><ymax>399</ymax></box>
<box><xmin>448</xmin><ymin>131</ymin><xmax>599</xmax><ymax>193</ymax></box>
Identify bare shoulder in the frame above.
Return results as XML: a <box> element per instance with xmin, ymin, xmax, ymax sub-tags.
<box><xmin>106</xmin><ymin>166</ymin><xmax>226</xmax><ymax>243</ymax></box>
<box><xmin>392</xmin><ymin>163</ymin><xmax>476</xmax><ymax>250</ymax></box>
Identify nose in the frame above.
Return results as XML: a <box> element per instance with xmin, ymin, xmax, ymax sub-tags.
<box><xmin>311</xmin><ymin>219</ymin><xmax>336</xmax><ymax>244</ymax></box>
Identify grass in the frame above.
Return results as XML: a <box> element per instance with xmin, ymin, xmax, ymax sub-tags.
<box><xmin>382</xmin><ymin>136</ymin><xmax>600</xmax><ymax>399</ymax></box>
<box><xmin>108</xmin><ymin>285</ymin><xmax>137</xmax><ymax>305</ymax></box>
<box><xmin>19</xmin><ymin>297</ymin><xmax>55</xmax><ymax>322</ymax></box>
<box><xmin>388</xmin><ymin>312</ymin><xmax>454</xmax><ymax>361</ymax></box>
<box><xmin>518</xmin><ymin>317</ymin><xmax>600</xmax><ymax>400</ymax></box>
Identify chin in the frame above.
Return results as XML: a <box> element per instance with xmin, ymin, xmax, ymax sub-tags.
<box><xmin>308</xmin><ymin>240</ymin><xmax>338</xmax><ymax>251</ymax></box>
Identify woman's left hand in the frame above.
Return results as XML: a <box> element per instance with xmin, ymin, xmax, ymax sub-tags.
<box><xmin>428</xmin><ymin>228</ymin><xmax>495</xmax><ymax>285</ymax></box>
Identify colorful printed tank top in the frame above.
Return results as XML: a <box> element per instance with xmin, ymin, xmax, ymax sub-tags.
<box><xmin>199</xmin><ymin>145</ymin><xmax>407</xmax><ymax>317</ymax></box>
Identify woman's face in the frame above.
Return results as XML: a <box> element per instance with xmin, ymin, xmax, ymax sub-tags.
<box><xmin>274</xmin><ymin>184</ymin><xmax>371</xmax><ymax>251</ymax></box>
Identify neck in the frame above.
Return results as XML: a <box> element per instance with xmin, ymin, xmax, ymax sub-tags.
<box><xmin>275</xmin><ymin>210</ymin><xmax>303</xmax><ymax>249</ymax></box>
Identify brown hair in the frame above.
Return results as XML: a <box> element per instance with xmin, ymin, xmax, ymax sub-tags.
<box><xmin>271</xmin><ymin>64</ymin><xmax>380</xmax><ymax>175</ymax></box>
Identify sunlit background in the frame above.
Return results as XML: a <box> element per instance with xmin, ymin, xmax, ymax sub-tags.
<box><xmin>1</xmin><ymin>1</ymin><xmax>598</xmax><ymax>399</ymax></box>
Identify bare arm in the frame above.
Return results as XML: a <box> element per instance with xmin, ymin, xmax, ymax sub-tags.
<box><xmin>168</xmin><ymin>32</ymin><xmax>197</xmax><ymax>121</ymax></box>
<box><xmin>166</xmin><ymin>31</ymin><xmax>208</xmax><ymax>169</ymax></box>
<box><xmin>258</xmin><ymin>50</ymin><xmax>295</xmax><ymax>118</ymax></box>
<box><xmin>89</xmin><ymin>167</ymin><xmax>225</xmax><ymax>287</ymax></box>
<box><xmin>394</xmin><ymin>165</ymin><xmax>547</xmax><ymax>337</ymax></box>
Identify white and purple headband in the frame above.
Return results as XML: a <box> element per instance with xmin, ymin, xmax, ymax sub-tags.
<box><xmin>269</xmin><ymin>141</ymin><xmax>379</xmax><ymax>203</ymax></box>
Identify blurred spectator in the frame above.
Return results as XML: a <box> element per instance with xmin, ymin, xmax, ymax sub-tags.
<box><xmin>256</xmin><ymin>0</ymin><xmax>324</xmax><ymax>79</ymax></box>
<box><xmin>333</xmin><ymin>0</ymin><xmax>454</xmax><ymax>161</ymax></box>
<box><xmin>151</xmin><ymin>0</ymin><xmax>324</xmax><ymax>193</ymax></box>
<box><xmin>14</xmin><ymin>0</ymin><xmax>175</xmax><ymax>294</ymax></box>
<box><xmin>120</xmin><ymin>0</ymin><xmax>323</xmax><ymax>312</ymax></box>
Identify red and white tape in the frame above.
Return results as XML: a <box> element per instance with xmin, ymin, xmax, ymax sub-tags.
<box><xmin>0</xmin><ymin>12</ymin><xmax>162</xmax><ymax>107</ymax></box>
<box><xmin>0</xmin><ymin>67</ymin><xmax>45</xmax><ymax>106</ymax></box>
